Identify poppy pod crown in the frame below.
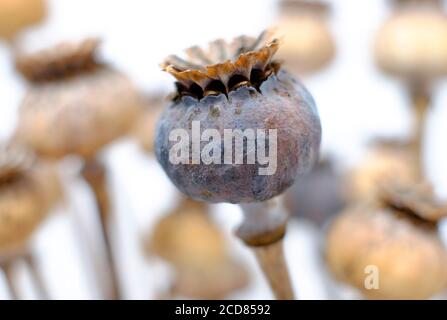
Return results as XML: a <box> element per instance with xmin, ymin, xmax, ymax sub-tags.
<box><xmin>15</xmin><ymin>38</ymin><xmax>101</xmax><ymax>82</ymax></box>
<box><xmin>161</xmin><ymin>30</ymin><xmax>282</xmax><ymax>100</ymax></box>
<box><xmin>379</xmin><ymin>183</ymin><xmax>447</xmax><ymax>223</ymax></box>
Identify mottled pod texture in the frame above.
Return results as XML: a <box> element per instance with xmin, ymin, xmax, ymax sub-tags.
<box><xmin>17</xmin><ymin>68</ymin><xmax>140</xmax><ymax>159</ymax></box>
<box><xmin>15</xmin><ymin>39</ymin><xmax>142</xmax><ymax>159</ymax></box>
<box><xmin>156</xmin><ymin>70</ymin><xmax>321</xmax><ymax>203</ymax></box>
<box><xmin>326</xmin><ymin>204</ymin><xmax>447</xmax><ymax>299</ymax></box>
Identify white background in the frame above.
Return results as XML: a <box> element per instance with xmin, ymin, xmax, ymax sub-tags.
<box><xmin>0</xmin><ymin>0</ymin><xmax>446</xmax><ymax>299</ymax></box>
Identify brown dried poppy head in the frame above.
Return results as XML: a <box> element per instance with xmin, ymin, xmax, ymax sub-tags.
<box><xmin>0</xmin><ymin>143</ymin><xmax>34</xmax><ymax>184</ymax></box>
<box><xmin>15</xmin><ymin>38</ymin><xmax>102</xmax><ymax>82</ymax></box>
<box><xmin>161</xmin><ymin>30</ymin><xmax>282</xmax><ymax>99</ymax></box>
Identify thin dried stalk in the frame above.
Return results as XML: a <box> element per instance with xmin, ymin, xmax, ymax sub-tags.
<box><xmin>23</xmin><ymin>252</ymin><xmax>49</xmax><ymax>300</ymax></box>
<box><xmin>409</xmin><ymin>84</ymin><xmax>431</xmax><ymax>180</ymax></box>
<box><xmin>253</xmin><ymin>240</ymin><xmax>295</xmax><ymax>300</ymax></box>
<box><xmin>81</xmin><ymin>159</ymin><xmax>121</xmax><ymax>300</ymax></box>
<box><xmin>0</xmin><ymin>261</ymin><xmax>19</xmax><ymax>300</ymax></box>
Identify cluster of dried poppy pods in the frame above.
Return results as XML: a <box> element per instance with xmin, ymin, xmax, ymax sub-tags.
<box><xmin>325</xmin><ymin>0</ymin><xmax>447</xmax><ymax>300</ymax></box>
<box><xmin>1</xmin><ymin>0</ymin><xmax>447</xmax><ymax>301</ymax></box>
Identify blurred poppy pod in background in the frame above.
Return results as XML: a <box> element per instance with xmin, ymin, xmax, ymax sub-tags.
<box><xmin>132</xmin><ymin>94</ymin><xmax>165</xmax><ymax>154</ymax></box>
<box><xmin>326</xmin><ymin>183</ymin><xmax>447</xmax><ymax>299</ymax></box>
<box><xmin>145</xmin><ymin>197</ymin><xmax>249</xmax><ymax>299</ymax></box>
<box><xmin>374</xmin><ymin>0</ymin><xmax>447</xmax><ymax>82</ymax></box>
<box><xmin>0</xmin><ymin>142</ymin><xmax>48</xmax><ymax>255</ymax></box>
<box><xmin>15</xmin><ymin>38</ymin><xmax>142</xmax><ymax>159</ymax></box>
<box><xmin>346</xmin><ymin>139</ymin><xmax>418</xmax><ymax>202</ymax></box>
<box><xmin>283</xmin><ymin>158</ymin><xmax>346</xmax><ymax>226</ymax></box>
<box><xmin>1</xmin><ymin>0</ymin><xmax>447</xmax><ymax>302</ymax></box>
<box><xmin>147</xmin><ymin>198</ymin><xmax>227</xmax><ymax>268</ymax></box>
<box><xmin>13</xmin><ymin>38</ymin><xmax>144</xmax><ymax>300</ymax></box>
<box><xmin>276</xmin><ymin>0</ymin><xmax>335</xmax><ymax>75</ymax></box>
<box><xmin>0</xmin><ymin>0</ymin><xmax>46</xmax><ymax>41</ymax></box>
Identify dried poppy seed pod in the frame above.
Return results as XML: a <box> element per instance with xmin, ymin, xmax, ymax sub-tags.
<box><xmin>0</xmin><ymin>0</ymin><xmax>46</xmax><ymax>41</ymax></box>
<box><xmin>0</xmin><ymin>143</ymin><xmax>48</xmax><ymax>255</ymax></box>
<box><xmin>155</xmin><ymin>31</ymin><xmax>321</xmax><ymax>203</ymax></box>
<box><xmin>15</xmin><ymin>38</ymin><xmax>142</xmax><ymax>159</ymax></box>
<box><xmin>172</xmin><ymin>258</ymin><xmax>249</xmax><ymax>300</ymax></box>
<box><xmin>346</xmin><ymin>139</ymin><xmax>418</xmax><ymax>201</ymax></box>
<box><xmin>146</xmin><ymin>198</ymin><xmax>227</xmax><ymax>269</ymax></box>
<box><xmin>146</xmin><ymin>197</ymin><xmax>249</xmax><ymax>299</ymax></box>
<box><xmin>326</xmin><ymin>185</ymin><xmax>447</xmax><ymax>299</ymax></box>
<box><xmin>14</xmin><ymin>39</ymin><xmax>141</xmax><ymax>300</ymax></box>
<box><xmin>374</xmin><ymin>0</ymin><xmax>447</xmax><ymax>82</ymax></box>
<box><xmin>283</xmin><ymin>158</ymin><xmax>346</xmax><ymax>226</ymax></box>
<box><xmin>276</xmin><ymin>0</ymin><xmax>335</xmax><ymax>74</ymax></box>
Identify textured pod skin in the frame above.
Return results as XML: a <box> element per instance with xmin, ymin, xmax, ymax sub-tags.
<box><xmin>17</xmin><ymin>68</ymin><xmax>141</xmax><ymax>159</ymax></box>
<box><xmin>326</xmin><ymin>205</ymin><xmax>447</xmax><ymax>299</ymax></box>
<box><xmin>156</xmin><ymin>70</ymin><xmax>321</xmax><ymax>203</ymax></box>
